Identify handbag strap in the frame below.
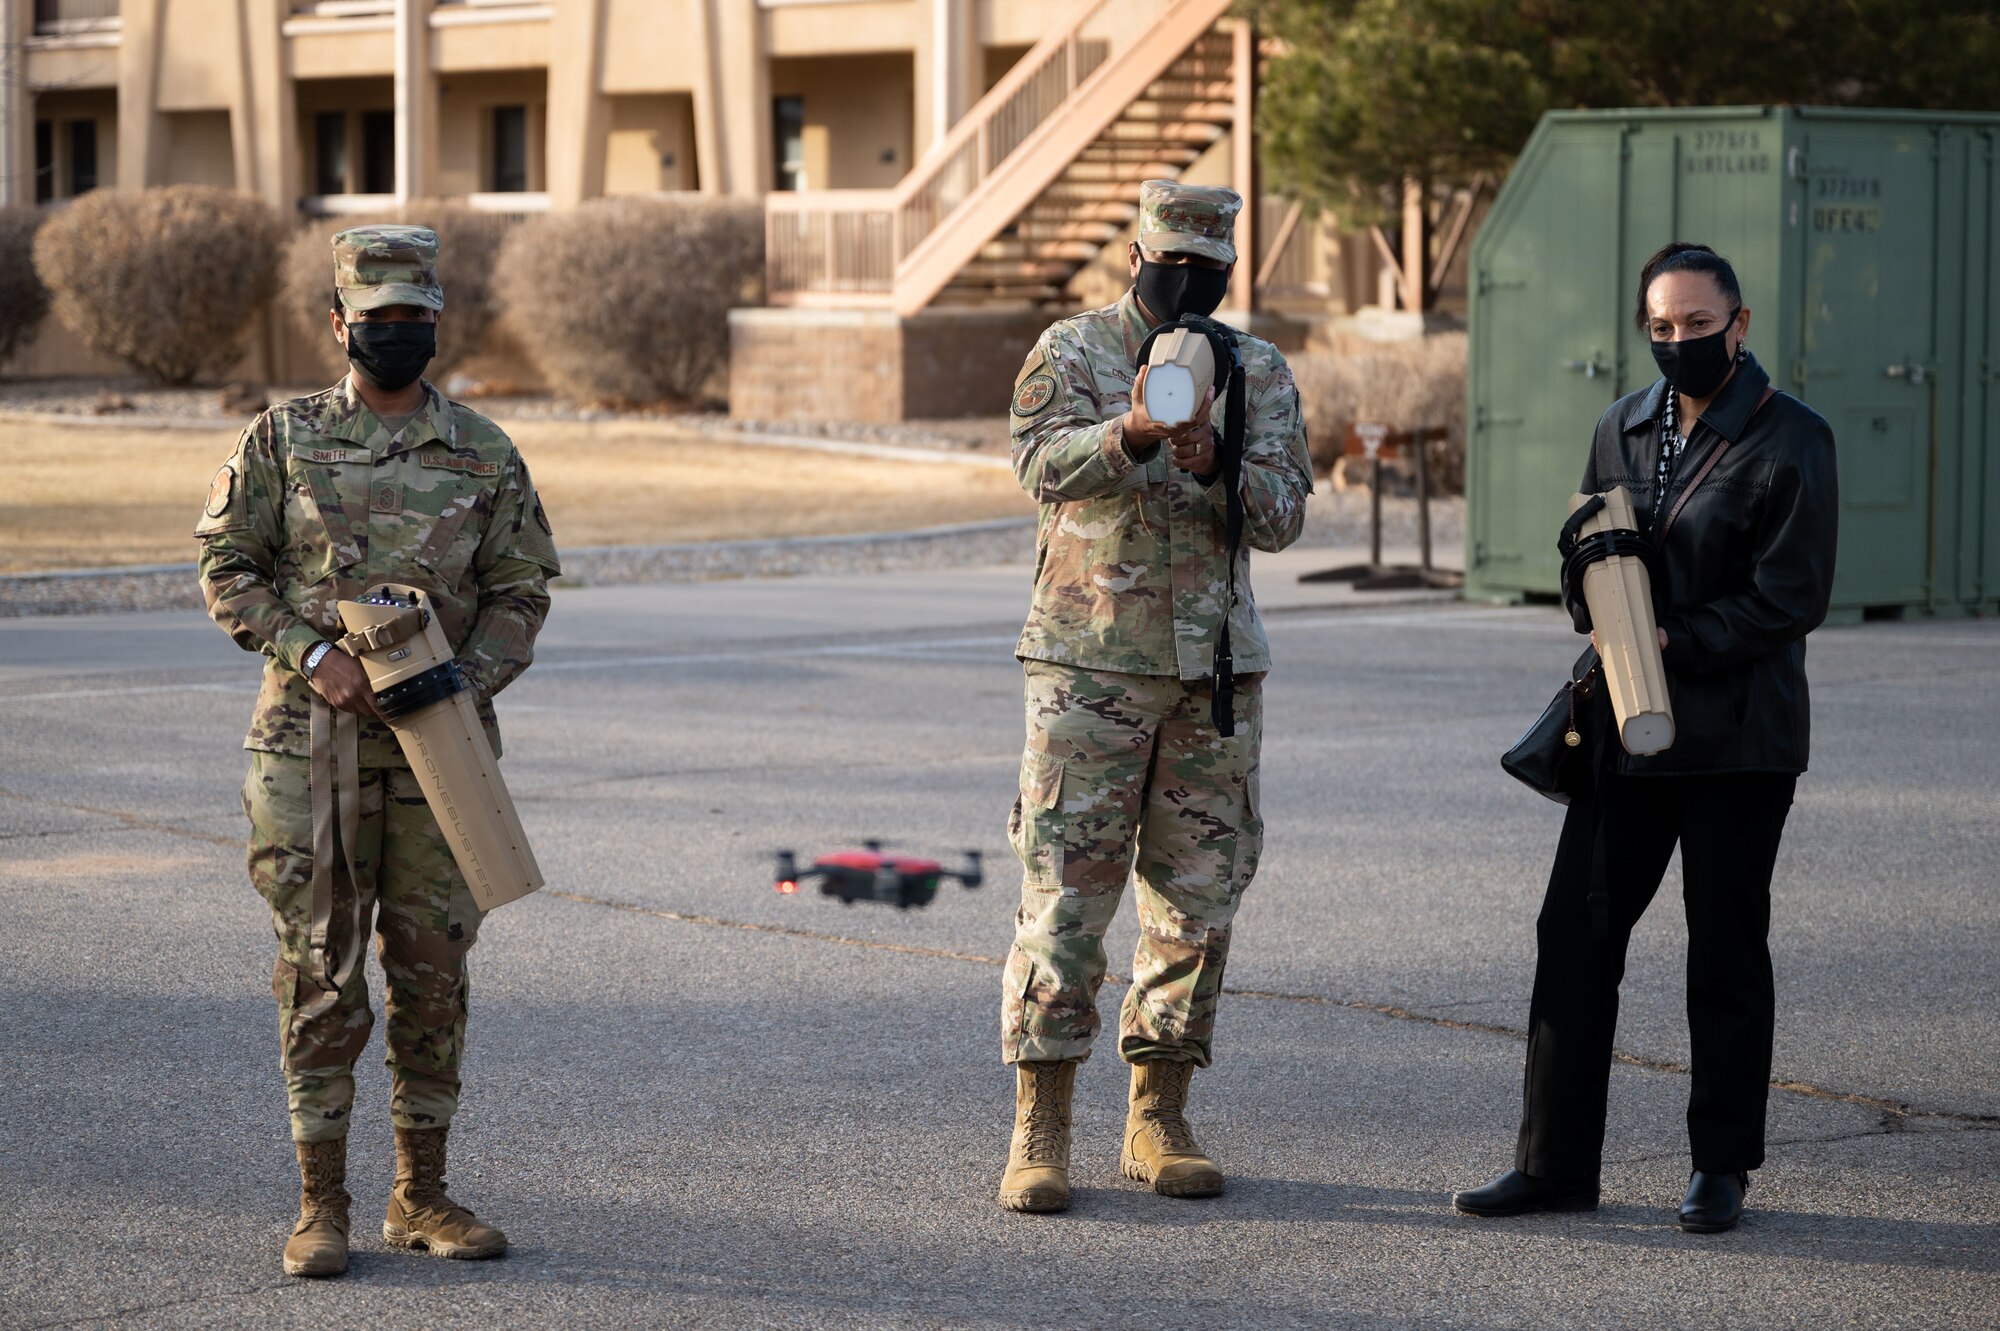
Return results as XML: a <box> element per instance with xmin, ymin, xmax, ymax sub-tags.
<box><xmin>1656</xmin><ymin>385</ymin><xmax>1775</xmax><ymax>545</ymax></box>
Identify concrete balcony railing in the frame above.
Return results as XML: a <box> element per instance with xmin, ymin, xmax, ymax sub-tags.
<box><xmin>288</xmin><ymin>1</ymin><xmax>395</xmax><ymax>17</ymax></box>
<box><xmin>32</xmin><ymin>0</ymin><xmax>121</xmax><ymax>37</ymax></box>
<box><xmin>285</xmin><ymin>0</ymin><xmax>552</xmax><ymax>32</ymax></box>
<box><xmin>301</xmin><ymin>191</ymin><xmax>549</xmax><ymax>220</ymax></box>
<box><xmin>300</xmin><ymin>193</ymin><xmax>400</xmax><ymax>219</ymax></box>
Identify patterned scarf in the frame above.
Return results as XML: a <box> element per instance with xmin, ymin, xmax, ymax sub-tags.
<box><xmin>1653</xmin><ymin>388</ymin><xmax>1686</xmax><ymax>526</ymax></box>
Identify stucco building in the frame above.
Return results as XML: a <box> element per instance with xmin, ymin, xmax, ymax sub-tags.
<box><xmin>4</xmin><ymin>0</ymin><xmax>1471</xmax><ymax>415</ymax></box>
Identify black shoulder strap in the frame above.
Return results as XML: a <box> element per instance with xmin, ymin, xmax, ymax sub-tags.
<box><xmin>1657</xmin><ymin>385</ymin><xmax>1774</xmax><ymax>546</ymax></box>
<box><xmin>1210</xmin><ymin>331</ymin><xmax>1247</xmax><ymax>738</ymax></box>
<box><xmin>1131</xmin><ymin>316</ymin><xmax>1249</xmax><ymax>739</ymax></box>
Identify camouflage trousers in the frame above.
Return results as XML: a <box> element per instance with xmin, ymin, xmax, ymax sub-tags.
<box><xmin>242</xmin><ymin>750</ymin><xmax>485</xmax><ymax>1143</ymax></box>
<box><xmin>1001</xmin><ymin>660</ymin><xmax>1264</xmax><ymax>1068</ymax></box>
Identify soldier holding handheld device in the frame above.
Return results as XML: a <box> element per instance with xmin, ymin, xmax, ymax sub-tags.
<box><xmin>996</xmin><ymin>181</ymin><xmax>1314</xmax><ymax>1214</ymax></box>
<box><xmin>196</xmin><ymin>225</ymin><xmax>559</xmax><ymax>1277</ymax></box>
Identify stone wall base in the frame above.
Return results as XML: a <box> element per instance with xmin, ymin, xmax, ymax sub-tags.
<box><xmin>728</xmin><ymin>306</ymin><xmax>1055</xmax><ymax>423</ymax></box>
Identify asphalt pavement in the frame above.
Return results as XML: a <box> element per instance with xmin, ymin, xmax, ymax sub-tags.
<box><xmin>2</xmin><ymin>544</ymin><xmax>1996</xmax><ymax>1329</ymax></box>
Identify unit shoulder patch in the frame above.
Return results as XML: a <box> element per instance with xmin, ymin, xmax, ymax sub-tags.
<box><xmin>205</xmin><ymin>464</ymin><xmax>236</xmax><ymax>518</ymax></box>
<box><xmin>1012</xmin><ymin>371</ymin><xmax>1058</xmax><ymax>418</ymax></box>
<box><xmin>534</xmin><ymin>496</ymin><xmax>552</xmax><ymax>535</ymax></box>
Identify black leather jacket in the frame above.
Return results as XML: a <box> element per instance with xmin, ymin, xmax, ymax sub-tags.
<box><xmin>1581</xmin><ymin>352</ymin><xmax>1839</xmax><ymax>776</ymax></box>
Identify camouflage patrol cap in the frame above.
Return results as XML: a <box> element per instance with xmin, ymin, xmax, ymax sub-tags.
<box><xmin>1136</xmin><ymin>180</ymin><xmax>1241</xmax><ymax>264</ymax></box>
<box><xmin>332</xmin><ymin>224</ymin><xmax>444</xmax><ymax>312</ymax></box>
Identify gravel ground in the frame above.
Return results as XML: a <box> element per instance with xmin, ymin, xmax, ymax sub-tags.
<box><xmin>0</xmin><ymin>492</ymin><xmax>1462</xmax><ymax>617</ymax></box>
<box><xmin>0</xmin><ymin>375</ymin><xmax>293</xmax><ymax>421</ymax></box>
<box><xmin>0</xmin><ymin>377</ymin><xmax>1464</xmax><ymax>616</ymax></box>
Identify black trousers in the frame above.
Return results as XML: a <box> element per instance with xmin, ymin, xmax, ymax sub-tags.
<box><xmin>1514</xmin><ymin>770</ymin><xmax>1797</xmax><ymax>1182</ymax></box>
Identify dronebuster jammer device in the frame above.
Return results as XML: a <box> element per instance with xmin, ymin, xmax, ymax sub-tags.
<box><xmin>1567</xmin><ymin>487</ymin><xmax>1675</xmax><ymax>755</ymax></box>
<box><xmin>1141</xmin><ymin>325</ymin><xmax>1216</xmax><ymax>427</ymax></box>
<box><xmin>336</xmin><ymin>585</ymin><xmax>543</xmax><ymax>911</ymax></box>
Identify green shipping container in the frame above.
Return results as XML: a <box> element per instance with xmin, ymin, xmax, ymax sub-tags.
<box><xmin>1466</xmin><ymin>106</ymin><xmax>2000</xmax><ymax>618</ymax></box>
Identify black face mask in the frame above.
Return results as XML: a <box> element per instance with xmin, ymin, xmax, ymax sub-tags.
<box><xmin>1136</xmin><ymin>260</ymin><xmax>1230</xmax><ymax>322</ymax></box>
<box><xmin>344</xmin><ymin>320</ymin><xmax>436</xmax><ymax>392</ymax></box>
<box><xmin>1650</xmin><ymin>312</ymin><xmax>1740</xmax><ymax>399</ymax></box>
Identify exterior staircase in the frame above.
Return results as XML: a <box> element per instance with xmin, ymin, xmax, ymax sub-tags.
<box><xmin>937</xmin><ymin>29</ymin><xmax>1235</xmax><ymax>306</ymax></box>
<box><xmin>765</xmin><ymin>0</ymin><xmax>1238</xmax><ymax>317</ymax></box>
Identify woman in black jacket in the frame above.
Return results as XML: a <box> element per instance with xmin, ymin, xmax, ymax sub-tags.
<box><xmin>1454</xmin><ymin>243</ymin><xmax>1839</xmax><ymax>1233</ymax></box>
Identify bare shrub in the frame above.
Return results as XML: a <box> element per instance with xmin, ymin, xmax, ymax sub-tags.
<box><xmin>1291</xmin><ymin>331</ymin><xmax>1467</xmax><ymax>493</ymax></box>
<box><xmin>495</xmin><ymin>197</ymin><xmax>764</xmax><ymax>406</ymax></box>
<box><xmin>33</xmin><ymin>186</ymin><xmax>283</xmax><ymax>385</ymax></box>
<box><xmin>280</xmin><ymin>200</ymin><xmax>513</xmax><ymax>382</ymax></box>
<box><xmin>0</xmin><ymin>207</ymin><xmax>51</xmax><ymax>365</ymax></box>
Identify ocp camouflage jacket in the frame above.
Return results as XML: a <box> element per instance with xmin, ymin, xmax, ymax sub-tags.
<box><xmin>1010</xmin><ymin>290</ymin><xmax>1313</xmax><ymax>679</ymax></box>
<box><xmin>195</xmin><ymin>376</ymin><xmax>559</xmax><ymax>767</ymax></box>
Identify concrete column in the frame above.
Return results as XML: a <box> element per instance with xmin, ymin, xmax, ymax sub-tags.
<box><xmin>707</xmin><ymin>0</ymin><xmax>767</xmax><ymax>198</ymax></box>
<box><xmin>117</xmin><ymin>0</ymin><xmax>169</xmax><ymax>189</ymax></box>
<box><xmin>394</xmin><ymin>0</ymin><xmax>436</xmax><ymax>204</ymax></box>
<box><xmin>687</xmin><ymin>0</ymin><xmax>721</xmax><ymax>195</ymax></box>
<box><xmin>546</xmin><ymin>0</ymin><xmax>607</xmax><ymax>206</ymax></box>
<box><xmin>241</xmin><ymin>0</ymin><xmax>296</xmax><ymax>211</ymax></box>
<box><xmin>1227</xmin><ymin>18</ymin><xmax>1258</xmax><ymax>315</ymax></box>
<box><xmin>222</xmin><ymin>0</ymin><xmax>256</xmax><ymax>194</ymax></box>
<box><xmin>914</xmin><ymin>0</ymin><xmax>973</xmax><ymax>164</ymax></box>
<box><xmin>0</xmin><ymin>0</ymin><xmax>26</xmax><ymax>207</ymax></box>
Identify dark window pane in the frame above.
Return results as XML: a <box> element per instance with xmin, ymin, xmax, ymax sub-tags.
<box><xmin>491</xmin><ymin>106</ymin><xmax>527</xmax><ymax>193</ymax></box>
<box><xmin>772</xmin><ymin>95</ymin><xmax>804</xmax><ymax>192</ymax></box>
<box><xmin>68</xmin><ymin>120</ymin><xmax>97</xmax><ymax>195</ymax></box>
<box><xmin>314</xmin><ymin>112</ymin><xmax>346</xmax><ymax>195</ymax></box>
<box><xmin>35</xmin><ymin>121</ymin><xmax>53</xmax><ymax>204</ymax></box>
<box><xmin>361</xmin><ymin>110</ymin><xmax>395</xmax><ymax>194</ymax></box>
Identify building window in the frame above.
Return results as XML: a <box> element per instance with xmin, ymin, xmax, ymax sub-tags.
<box><xmin>491</xmin><ymin>105</ymin><xmax>527</xmax><ymax>193</ymax></box>
<box><xmin>772</xmin><ymin>95</ymin><xmax>805</xmax><ymax>192</ymax></box>
<box><xmin>34</xmin><ymin>121</ymin><xmax>54</xmax><ymax>203</ymax></box>
<box><xmin>361</xmin><ymin>110</ymin><xmax>395</xmax><ymax>194</ymax></box>
<box><xmin>313</xmin><ymin>112</ymin><xmax>347</xmax><ymax>196</ymax></box>
<box><xmin>67</xmin><ymin>120</ymin><xmax>97</xmax><ymax>195</ymax></box>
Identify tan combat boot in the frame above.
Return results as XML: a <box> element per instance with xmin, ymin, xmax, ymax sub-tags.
<box><xmin>997</xmin><ymin>1059</ymin><xmax>1077</xmax><ymax>1214</ymax></box>
<box><xmin>282</xmin><ymin>1138</ymin><xmax>351</xmax><ymax>1278</ymax></box>
<box><xmin>1121</xmin><ymin>1059</ymin><xmax>1224</xmax><ymax>1198</ymax></box>
<box><xmin>383</xmin><ymin>1126</ymin><xmax>508</xmax><ymax>1260</ymax></box>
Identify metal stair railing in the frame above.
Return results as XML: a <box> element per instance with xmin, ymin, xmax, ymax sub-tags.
<box><xmin>766</xmin><ymin>0</ymin><xmax>1231</xmax><ymax>315</ymax></box>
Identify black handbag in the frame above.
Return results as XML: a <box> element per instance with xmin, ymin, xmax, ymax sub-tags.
<box><xmin>1501</xmin><ymin>647</ymin><xmax>1601</xmax><ymax>804</ymax></box>
<box><xmin>1502</xmin><ymin>386</ymin><xmax>1775</xmax><ymax>803</ymax></box>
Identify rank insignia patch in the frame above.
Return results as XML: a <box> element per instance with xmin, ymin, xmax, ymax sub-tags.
<box><xmin>1012</xmin><ymin>372</ymin><xmax>1057</xmax><ymax>418</ymax></box>
<box><xmin>205</xmin><ymin>464</ymin><xmax>236</xmax><ymax>518</ymax></box>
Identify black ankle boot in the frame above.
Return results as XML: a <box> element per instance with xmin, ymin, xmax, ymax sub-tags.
<box><xmin>1679</xmin><ymin>1170</ymin><xmax>1749</xmax><ymax>1233</ymax></box>
<box><xmin>1452</xmin><ymin>1168</ymin><xmax>1598</xmax><ymax>1217</ymax></box>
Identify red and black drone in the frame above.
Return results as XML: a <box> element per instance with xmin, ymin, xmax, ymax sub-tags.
<box><xmin>774</xmin><ymin>841</ymin><xmax>982</xmax><ymax>910</ymax></box>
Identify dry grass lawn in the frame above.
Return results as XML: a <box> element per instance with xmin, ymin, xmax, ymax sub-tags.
<box><xmin>0</xmin><ymin>418</ymin><xmax>1031</xmax><ymax>573</ymax></box>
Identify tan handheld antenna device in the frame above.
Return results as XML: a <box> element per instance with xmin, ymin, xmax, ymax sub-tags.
<box><xmin>336</xmin><ymin>585</ymin><xmax>543</xmax><ymax>910</ymax></box>
<box><xmin>1567</xmin><ymin>487</ymin><xmax>1675</xmax><ymax>755</ymax></box>
<box><xmin>1141</xmin><ymin>325</ymin><xmax>1216</xmax><ymax>427</ymax></box>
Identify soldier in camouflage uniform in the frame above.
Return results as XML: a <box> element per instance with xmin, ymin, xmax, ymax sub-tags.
<box><xmin>196</xmin><ymin>226</ymin><xmax>559</xmax><ymax>1277</ymax></box>
<box><xmin>997</xmin><ymin>182</ymin><xmax>1314</xmax><ymax>1213</ymax></box>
